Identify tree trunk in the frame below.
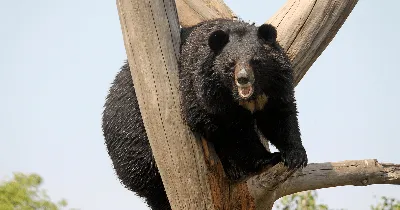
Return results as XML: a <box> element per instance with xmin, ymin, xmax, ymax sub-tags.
<box><xmin>115</xmin><ymin>0</ymin><xmax>399</xmax><ymax>209</ymax></box>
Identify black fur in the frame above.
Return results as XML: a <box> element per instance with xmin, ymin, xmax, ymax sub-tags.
<box><xmin>102</xmin><ymin>19</ymin><xmax>307</xmax><ymax>210</ymax></box>
<box><xmin>257</xmin><ymin>23</ymin><xmax>277</xmax><ymax>43</ymax></box>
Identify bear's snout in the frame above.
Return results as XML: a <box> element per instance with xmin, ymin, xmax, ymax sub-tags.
<box><xmin>236</xmin><ymin>68</ymin><xmax>250</xmax><ymax>85</ymax></box>
<box><xmin>235</xmin><ymin>63</ymin><xmax>255</xmax><ymax>99</ymax></box>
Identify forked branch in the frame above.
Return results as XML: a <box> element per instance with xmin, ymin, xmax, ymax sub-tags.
<box><xmin>114</xmin><ymin>0</ymin><xmax>399</xmax><ymax>210</ymax></box>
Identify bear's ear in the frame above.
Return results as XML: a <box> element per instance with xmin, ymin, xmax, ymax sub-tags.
<box><xmin>258</xmin><ymin>24</ymin><xmax>277</xmax><ymax>43</ymax></box>
<box><xmin>208</xmin><ymin>30</ymin><xmax>229</xmax><ymax>52</ymax></box>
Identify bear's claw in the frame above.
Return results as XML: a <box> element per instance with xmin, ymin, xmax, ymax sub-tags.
<box><xmin>282</xmin><ymin>148</ymin><xmax>308</xmax><ymax>170</ymax></box>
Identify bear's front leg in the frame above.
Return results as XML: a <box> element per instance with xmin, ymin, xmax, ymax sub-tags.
<box><xmin>255</xmin><ymin>99</ymin><xmax>308</xmax><ymax>169</ymax></box>
<box><xmin>211</xmin><ymin>125</ymin><xmax>282</xmax><ymax>181</ymax></box>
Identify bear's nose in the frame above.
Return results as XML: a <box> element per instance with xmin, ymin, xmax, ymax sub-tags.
<box><xmin>237</xmin><ymin>68</ymin><xmax>250</xmax><ymax>85</ymax></box>
<box><xmin>237</xmin><ymin>76</ymin><xmax>249</xmax><ymax>85</ymax></box>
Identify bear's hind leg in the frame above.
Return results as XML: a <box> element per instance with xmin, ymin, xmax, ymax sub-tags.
<box><xmin>145</xmin><ymin>184</ymin><xmax>171</xmax><ymax>210</ymax></box>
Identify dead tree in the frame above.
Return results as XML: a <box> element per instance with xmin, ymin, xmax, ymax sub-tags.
<box><xmin>115</xmin><ymin>0</ymin><xmax>400</xmax><ymax>209</ymax></box>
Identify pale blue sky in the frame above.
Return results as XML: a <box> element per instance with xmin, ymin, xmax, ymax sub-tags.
<box><xmin>0</xmin><ymin>0</ymin><xmax>399</xmax><ymax>209</ymax></box>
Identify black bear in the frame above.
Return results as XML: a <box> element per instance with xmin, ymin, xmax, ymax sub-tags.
<box><xmin>102</xmin><ymin>19</ymin><xmax>307</xmax><ymax>210</ymax></box>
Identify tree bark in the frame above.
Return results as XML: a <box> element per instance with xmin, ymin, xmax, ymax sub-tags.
<box><xmin>116</xmin><ymin>1</ymin><xmax>214</xmax><ymax>209</ymax></box>
<box><xmin>114</xmin><ymin>0</ymin><xmax>399</xmax><ymax>210</ymax></box>
<box><xmin>247</xmin><ymin>160</ymin><xmax>400</xmax><ymax>209</ymax></box>
<box><xmin>278</xmin><ymin>159</ymin><xmax>400</xmax><ymax>197</ymax></box>
<box><xmin>175</xmin><ymin>0</ymin><xmax>359</xmax><ymax>85</ymax></box>
<box><xmin>175</xmin><ymin>0</ymin><xmax>235</xmax><ymax>27</ymax></box>
<box><xmin>266</xmin><ymin>0</ymin><xmax>359</xmax><ymax>85</ymax></box>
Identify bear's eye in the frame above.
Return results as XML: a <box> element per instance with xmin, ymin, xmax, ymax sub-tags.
<box><xmin>227</xmin><ymin>59</ymin><xmax>236</xmax><ymax>67</ymax></box>
<box><xmin>208</xmin><ymin>30</ymin><xmax>229</xmax><ymax>52</ymax></box>
<box><xmin>257</xmin><ymin>24</ymin><xmax>277</xmax><ymax>43</ymax></box>
<box><xmin>223</xmin><ymin>59</ymin><xmax>236</xmax><ymax>72</ymax></box>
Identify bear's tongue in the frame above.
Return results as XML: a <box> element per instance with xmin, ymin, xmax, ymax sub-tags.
<box><xmin>238</xmin><ymin>86</ymin><xmax>253</xmax><ymax>99</ymax></box>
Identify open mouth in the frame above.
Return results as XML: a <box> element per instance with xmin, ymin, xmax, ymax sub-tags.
<box><xmin>234</xmin><ymin>64</ymin><xmax>255</xmax><ymax>99</ymax></box>
<box><xmin>238</xmin><ymin>85</ymin><xmax>254</xmax><ymax>99</ymax></box>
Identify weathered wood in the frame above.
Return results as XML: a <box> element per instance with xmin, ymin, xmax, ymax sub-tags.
<box><xmin>267</xmin><ymin>0</ymin><xmax>359</xmax><ymax>85</ymax></box>
<box><xmin>114</xmin><ymin>0</ymin><xmax>386</xmax><ymax>210</ymax></box>
<box><xmin>247</xmin><ymin>163</ymin><xmax>297</xmax><ymax>210</ymax></box>
<box><xmin>176</xmin><ymin>0</ymin><xmax>358</xmax><ymax>86</ymax></box>
<box><xmin>278</xmin><ymin>159</ymin><xmax>400</xmax><ymax>197</ymax></box>
<box><xmin>116</xmin><ymin>0</ymin><xmax>214</xmax><ymax>209</ymax></box>
<box><xmin>247</xmin><ymin>160</ymin><xmax>400</xmax><ymax>209</ymax></box>
<box><xmin>175</xmin><ymin>0</ymin><xmax>235</xmax><ymax>27</ymax></box>
<box><xmin>201</xmin><ymin>139</ymin><xmax>256</xmax><ymax>209</ymax></box>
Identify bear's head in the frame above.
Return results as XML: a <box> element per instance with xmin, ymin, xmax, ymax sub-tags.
<box><xmin>180</xmin><ymin>20</ymin><xmax>293</xmax><ymax>114</ymax></box>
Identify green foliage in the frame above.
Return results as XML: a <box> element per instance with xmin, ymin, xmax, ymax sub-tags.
<box><xmin>371</xmin><ymin>196</ymin><xmax>400</xmax><ymax>210</ymax></box>
<box><xmin>275</xmin><ymin>190</ymin><xmax>329</xmax><ymax>210</ymax></box>
<box><xmin>276</xmin><ymin>191</ymin><xmax>400</xmax><ymax>210</ymax></box>
<box><xmin>0</xmin><ymin>172</ymin><xmax>76</xmax><ymax>210</ymax></box>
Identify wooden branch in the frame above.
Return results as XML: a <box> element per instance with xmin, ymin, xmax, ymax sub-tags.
<box><xmin>247</xmin><ymin>163</ymin><xmax>298</xmax><ymax>210</ymax></box>
<box><xmin>176</xmin><ymin>0</ymin><xmax>358</xmax><ymax>86</ymax></box>
<box><xmin>115</xmin><ymin>0</ymin><xmax>381</xmax><ymax>210</ymax></box>
<box><xmin>247</xmin><ymin>159</ymin><xmax>400</xmax><ymax>209</ymax></box>
<box><xmin>279</xmin><ymin>160</ymin><xmax>400</xmax><ymax>197</ymax></box>
<box><xmin>175</xmin><ymin>0</ymin><xmax>235</xmax><ymax>27</ymax></box>
<box><xmin>116</xmin><ymin>0</ymin><xmax>215</xmax><ymax>209</ymax></box>
<box><xmin>267</xmin><ymin>0</ymin><xmax>359</xmax><ymax>85</ymax></box>
<box><xmin>200</xmin><ymin>138</ymin><xmax>281</xmax><ymax>210</ymax></box>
